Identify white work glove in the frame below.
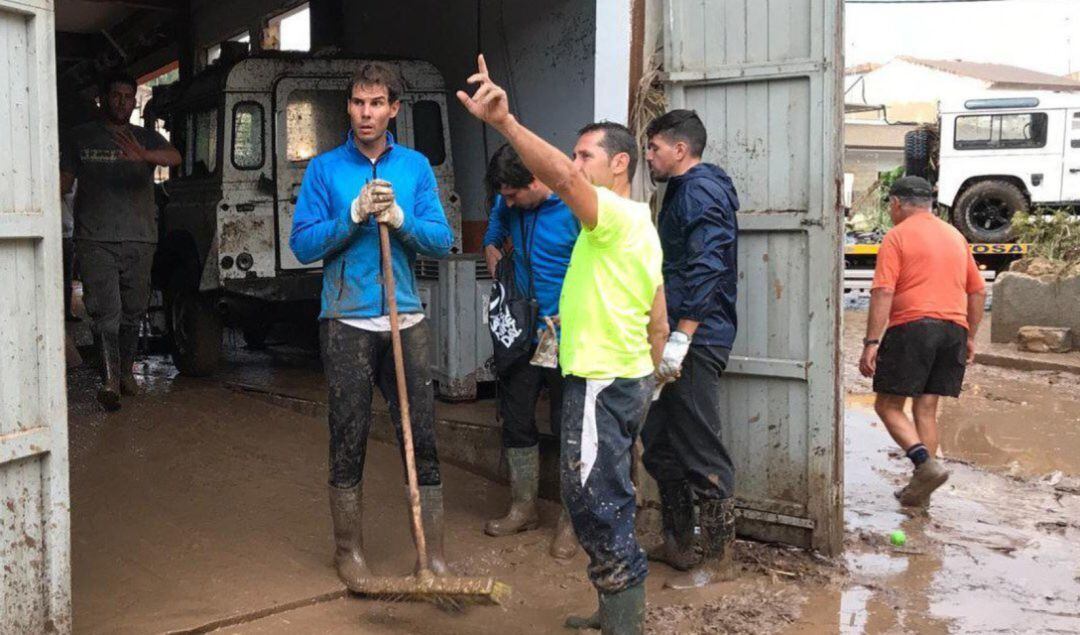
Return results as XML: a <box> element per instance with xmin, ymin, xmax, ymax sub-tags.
<box><xmin>350</xmin><ymin>179</ymin><xmax>395</xmax><ymax>224</ymax></box>
<box><xmin>373</xmin><ymin>201</ymin><xmax>404</xmax><ymax>229</ymax></box>
<box><xmin>656</xmin><ymin>331</ymin><xmax>691</xmax><ymax>381</ymax></box>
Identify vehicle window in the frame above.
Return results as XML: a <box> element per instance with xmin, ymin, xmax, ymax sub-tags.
<box><xmin>192</xmin><ymin>108</ymin><xmax>219</xmax><ymax>175</ymax></box>
<box><xmin>1072</xmin><ymin>112</ymin><xmax>1080</xmax><ymax>149</ymax></box>
<box><xmin>412</xmin><ymin>100</ymin><xmax>446</xmax><ymax>166</ymax></box>
<box><xmin>232</xmin><ymin>102</ymin><xmax>264</xmax><ymax>169</ymax></box>
<box><xmin>286</xmin><ymin>90</ymin><xmax>348</xmax><ymax>162</ymax></box>
<box><xmin>954</xmin><ymin>112</ymin><xmax>1048</xmax><ymax>150</ymax></box>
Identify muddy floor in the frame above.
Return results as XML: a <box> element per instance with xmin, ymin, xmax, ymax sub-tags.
<box><xmin>65</xmin><ymin>310</ymin><xmax>1080</xmax><ymax>634</ymax></box>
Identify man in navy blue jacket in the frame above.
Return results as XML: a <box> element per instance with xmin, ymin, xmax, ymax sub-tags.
<box><xmin>289</xmin><ymin>63</ymin><xmax>453</xmax><ymax>591</ymax></box>
<box><xmin>642</xmin><ymin>109</ymin><xmax>740</xmax><ymax>590</ymax></box>
<box><xmin>481</xmin><ymin>143</ymin><xmax>580</xmax><ymax>560</ymax></box>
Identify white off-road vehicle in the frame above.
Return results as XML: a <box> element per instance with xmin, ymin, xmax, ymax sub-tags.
<box><xmin>149</xmin><ymin>50</ymin><xmax>460</xmax><ymax>375</ymax></box>
<box><xmin>904</xmin><ymin>94</ymin><xmax>1080</xmax><ymax>243</ymax></box>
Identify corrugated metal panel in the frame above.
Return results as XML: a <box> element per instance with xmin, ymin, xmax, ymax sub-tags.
<box><xmin>0</xmin><ymin>0</ymin><xmax>71</xmax><ymax>631</ymax></box>
<box><xmin>663</xmin><ymin>0</ymin><xmax>844</xmax><ymax>554</ymax></box>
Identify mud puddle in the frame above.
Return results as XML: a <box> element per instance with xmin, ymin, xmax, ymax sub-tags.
<box><xmin>787</xmin><ymin>401</ymin><xmax>1080</xmax><ymax>634</ymax></box>
<box><xmin>844</xmin><ymin>310</ymin><xmax>1080</xmax><ymax>479</ymax></box>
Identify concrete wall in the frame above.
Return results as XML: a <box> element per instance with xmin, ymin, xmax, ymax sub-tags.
<box><xmin>336</xmin><ymin>1</ymin><xmax>595</xmax><ymax>246</ymax></box>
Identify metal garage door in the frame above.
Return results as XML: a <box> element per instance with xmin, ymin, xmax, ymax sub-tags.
<box><xmin>663</xmin><ymin>0</ymin><xmax>844</xmax><ymax>554</ymax></box>
<box><xmin>0</xmin><ymin>0</ymin><xmax>71</xmax><ymax>631</ymax></box>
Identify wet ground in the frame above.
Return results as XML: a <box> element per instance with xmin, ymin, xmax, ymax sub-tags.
<box><xmin>844</xmin><ymin>311</ymin><xmax>1080</xmax><ymax>478</ymax></box>
<box><xmin>65</xmin><ymin>310</ymin><xmax>1080</xmax><ymax>634</ymax></box>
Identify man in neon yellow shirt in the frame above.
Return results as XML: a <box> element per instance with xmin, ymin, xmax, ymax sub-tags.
<box><xmin>460</xmin><ymin>55</ymin><xmax>668</xmax><ymax>634</ymax></box>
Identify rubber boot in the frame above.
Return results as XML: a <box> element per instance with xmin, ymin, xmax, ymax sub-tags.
<box><xmin>599</xmin><ymin>584</ymin><xmax>646</xmax><ymax>635</ymax></box>
<box><xmin>549</xmin><ymin>508</ymin><xmax>579</xmax><ymax>561</ymax></box>
<box><xmin>328</xmin><ymin>483</ymin><xmax>372</xmax><ymax>591</ymax></box>
<box><xmin>484</xmin><ymin>446</ymin><xmax>540</xmax><ymax>536</ymax></box>
<box><xmin>665</xmin><ymin>497</ymin><xmax>736</xmax><ymax>589</ymax></box>
<box><xmin>565</xmin><ymin>602</ymin><xmax>600</xmax><ymax>630</ymax></box>
<box><xmin>118</xmin><ymin>325</ymin><xmax>140</xmax><ymax>396</ymax></box>
<box><xmin>647</xmin><ymin>480</ymin><xmax>698</xmax><ymax>571</ymax></box>
<box><xmin>96</xmin><ymin>333</ymin><xmax>121</xmax><ymax>411</ymax></box>
<box><xmin>898</xmin><ymin>457</ymin><xmax>950</xmax><ymax>508</ymax></box>
<box><xmin>418</xmin><ymin>484</ymin><xmax>450</xmax><ymax>576</ymax></box>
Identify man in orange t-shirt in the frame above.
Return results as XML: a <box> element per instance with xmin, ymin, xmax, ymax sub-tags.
<box><xmin>859</xmin><ymin>176</ymin><xmax>987</xmax><ymax>509</ymax></box>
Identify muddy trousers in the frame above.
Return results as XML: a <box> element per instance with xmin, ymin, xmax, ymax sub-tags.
<box><xmin>641</xmin><ymin>344</ymin><xmax>734</xmax><ymax>500</ymax></box>
<box><xmin>560</xmin><ymin>375</ymin><xmax>653</xmax><ymax>593</ymax></box>
<box><xmin>320</xmin><ymin>319</ymin><xmax>441</xmax><ymax>490</ymax></box>
<box><xmin>75</xmin><ymin>239</ymin><xmax>155</xmax><ymax>336</ymax></box>
<box><xmin>498</xmin><ymin>350</ymin><xmax>564</xmax><ymax>448</ymax></box>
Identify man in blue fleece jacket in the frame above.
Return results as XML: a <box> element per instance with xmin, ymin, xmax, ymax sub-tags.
<box><xmin>289</xmin><ymin>62</ymin><xmax>453</xmax><ymax>590</ymax></box>
<box><xmin>481</xmin><ymin>143</ymin><xmax>580</xmax><ymax>560</ymax></box>
<box><xmin>642</xmin><ymin>109</ymin><xmax>740</xmax><ymax>590</ymax></box>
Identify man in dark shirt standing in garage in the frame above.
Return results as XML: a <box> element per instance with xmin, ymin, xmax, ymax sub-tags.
<box><xmin>61</xmin><ymin>72</ymin><xmax>181</xmax><ymax>410</ymax></box>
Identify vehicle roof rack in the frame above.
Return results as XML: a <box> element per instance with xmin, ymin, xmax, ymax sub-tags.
<box><xmin>964</xmin><ymin>97</ymin><xmax>1039</xmax><ymax>110</ymax></box>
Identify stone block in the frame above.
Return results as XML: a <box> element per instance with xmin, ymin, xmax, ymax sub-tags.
<box><xmin>1017</xmin><ymin>326</ymin><xmax>1073</xmax><ymax>353</ymax></box>
<box><xmin>992</xmin><ymin>270</ymin><xmax>1080</xmax><ymax>344</ymax></box>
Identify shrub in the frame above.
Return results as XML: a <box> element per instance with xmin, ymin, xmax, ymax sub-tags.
<box><xmin>1012</xmin><ymin>209</ymin><xmax>1080</xmax><ymax>264</ymax></box>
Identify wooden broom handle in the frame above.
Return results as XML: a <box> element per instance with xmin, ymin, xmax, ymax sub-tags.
<box><xmin>379</xmin><ymin>222</ymin><xmax>428</xmax><ymax>572</ymax></box>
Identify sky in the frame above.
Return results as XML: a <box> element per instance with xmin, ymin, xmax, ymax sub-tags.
<box><xmin>845</xmin><ymin>0</ymin><xmax>1080</xmax><ymax>76</ymax></box>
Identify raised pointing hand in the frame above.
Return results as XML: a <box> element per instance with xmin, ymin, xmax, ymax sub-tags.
<box><xmin>456</xmin><ymin>54</ymin><xmax>511</xmax><ymax>128</ymax></box>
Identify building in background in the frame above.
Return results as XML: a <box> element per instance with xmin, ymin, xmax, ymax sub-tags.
<box><xmin>846</xmin><ymin>56</ymin><xmax>1080</xmax><ymax>124</ymax></box>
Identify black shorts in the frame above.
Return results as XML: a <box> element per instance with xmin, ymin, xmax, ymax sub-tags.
<box><xmin>873</xmin><ymin>318</ymin><xmax>968</xmax><ymax>398</ymax></box>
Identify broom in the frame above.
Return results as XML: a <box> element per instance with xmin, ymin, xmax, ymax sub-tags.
<box><xmin>347</xmin><ymin>219</ymin><xmax>509</xmax><ymax>607</ymax></box>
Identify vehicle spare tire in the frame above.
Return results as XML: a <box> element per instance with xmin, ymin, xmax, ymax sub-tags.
<box><xmin>952</xmin><ymin>180</ymin><xmax>1027</xmax><ymax>244</ymax></box>
<box><xmin>165</xmin><ymin>273</ymin><xmax>222</xmax><ymax>376</ymax></box>
<box><xmin>904</xmin><ymin>129</ymin><xmax>933</xmax><ymax>179</ymax></box>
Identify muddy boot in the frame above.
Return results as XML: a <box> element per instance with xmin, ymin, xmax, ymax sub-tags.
<box><xmin>417</xmin><ymin>484</ymin><xmax>450</xmax><ymax>576</ymax></box>
<box><xmin>898</xmin><ymin>457</ymin><xmax>950</xmax><ymax>508</ymax></box>
<box><xmin>549</xmin><ymin>508</ymin><xmax>579</xmax><ymax>561</ymax></box>
<box><xmin>96</xmin><ymin>333</ymin><xmax>121</xmax><ymax>411</ymax></box>
<box><xmin>565</xmin><ymin>605</ymin><xmax>600</xmax><ymax>630</ymax></box>
<box><xmin>665</xmin><ymin>497</ymin><xmax>736</xmax><ymax>590</ymax></box>
<box><xmin>598</xmin><ymin>584</ymin><xmax>645</xmax><ymax>635</ymax></box>
<box><xmin>647</xmin><ymin>480</ymin><xmax>698</xmax><ymax>571</ymax></box>
<box><xmin>328</xmin><ymin>483</ymin><xmax>371</xmax><ymax>591</ymax></box>
<box><xmin>484</xmin><ymin>446</ymin><xmax>540</xmax><ymax>537</ymax></box>
<box><xmin>118</xmin><ymin>325</ymin><xmax>140</xmax><ymax>396</ymax></box>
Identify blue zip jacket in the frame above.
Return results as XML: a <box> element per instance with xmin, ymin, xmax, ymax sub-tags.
<box><xmin>290</xmin><ymin>132</ymin><xmax>453</xmax><ymax>319</ymax></box>
<box><xmin>483</xmin><ymin>193</ymin><xmax>579</xmax><ymax>325</ymax></box>
<box><xmin>658</xmin><ymin>163</ymin><xmax>739</xmax><ymax>348</ymax></box>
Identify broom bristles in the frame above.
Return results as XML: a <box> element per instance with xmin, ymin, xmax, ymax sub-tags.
<box><xmin>349</xmin><ymin>575</ymin><xmax>511</xmax><ymax>607</ymax></box>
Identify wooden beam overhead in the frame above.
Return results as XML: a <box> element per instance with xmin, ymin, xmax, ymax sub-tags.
<box><xmin>74</xmin><ymin>0</ymin><xmax>178</xmax><ymax>11</ymax></box>
<box><xmin>56</xmin><ymin>31</ymin><xmax>109</xmax><ymax>60</ymax></box>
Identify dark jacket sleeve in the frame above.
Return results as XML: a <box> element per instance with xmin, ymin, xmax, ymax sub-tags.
<box><xmin>672</xmin><ymin>181</ymin><xmax>737</xmax><ymax>322</ymax></box>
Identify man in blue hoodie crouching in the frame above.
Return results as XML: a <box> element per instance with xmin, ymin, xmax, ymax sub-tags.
<box><xmin>289</xmin><ymin>63</ymin><xmax>453</xmax><ymax>590</ymax></box>
<box><xmin>643</xmin><ymin>109</ymin><xmax>741</xmax><ymax>590</ymax></box>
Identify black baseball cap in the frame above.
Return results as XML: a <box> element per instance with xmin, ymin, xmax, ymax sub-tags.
<box><xmin>889</xmin><ymin>176</ymin><xmax>934</xmax><ymax>198</ymax></box>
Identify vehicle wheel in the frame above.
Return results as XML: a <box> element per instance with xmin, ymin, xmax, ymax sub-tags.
<box><xmin>952</xmin><ymin>180</ymin><xmax>1027</xmax><ymax>243</ymax></box>
<box><xmin>165</xmin><ymin>274</ymin><xmax>222</xmax><ymax>376</ymax></box>
<box><xmin>904</xmin><ymin>129</ymin><xmax>933</xmax><ymax>179</ymax></box>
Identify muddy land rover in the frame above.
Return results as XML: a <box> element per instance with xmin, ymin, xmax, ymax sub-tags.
<box><xmin>150</xmin><ymin>52</ymin><xmax>461</xmax><ymax>375</ymax></box>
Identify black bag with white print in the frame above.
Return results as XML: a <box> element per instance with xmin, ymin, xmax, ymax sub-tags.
<box><xmin>488</xmin><ymin>213</ymin><xmax>538</xmax><ymax>375</ymax></box>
